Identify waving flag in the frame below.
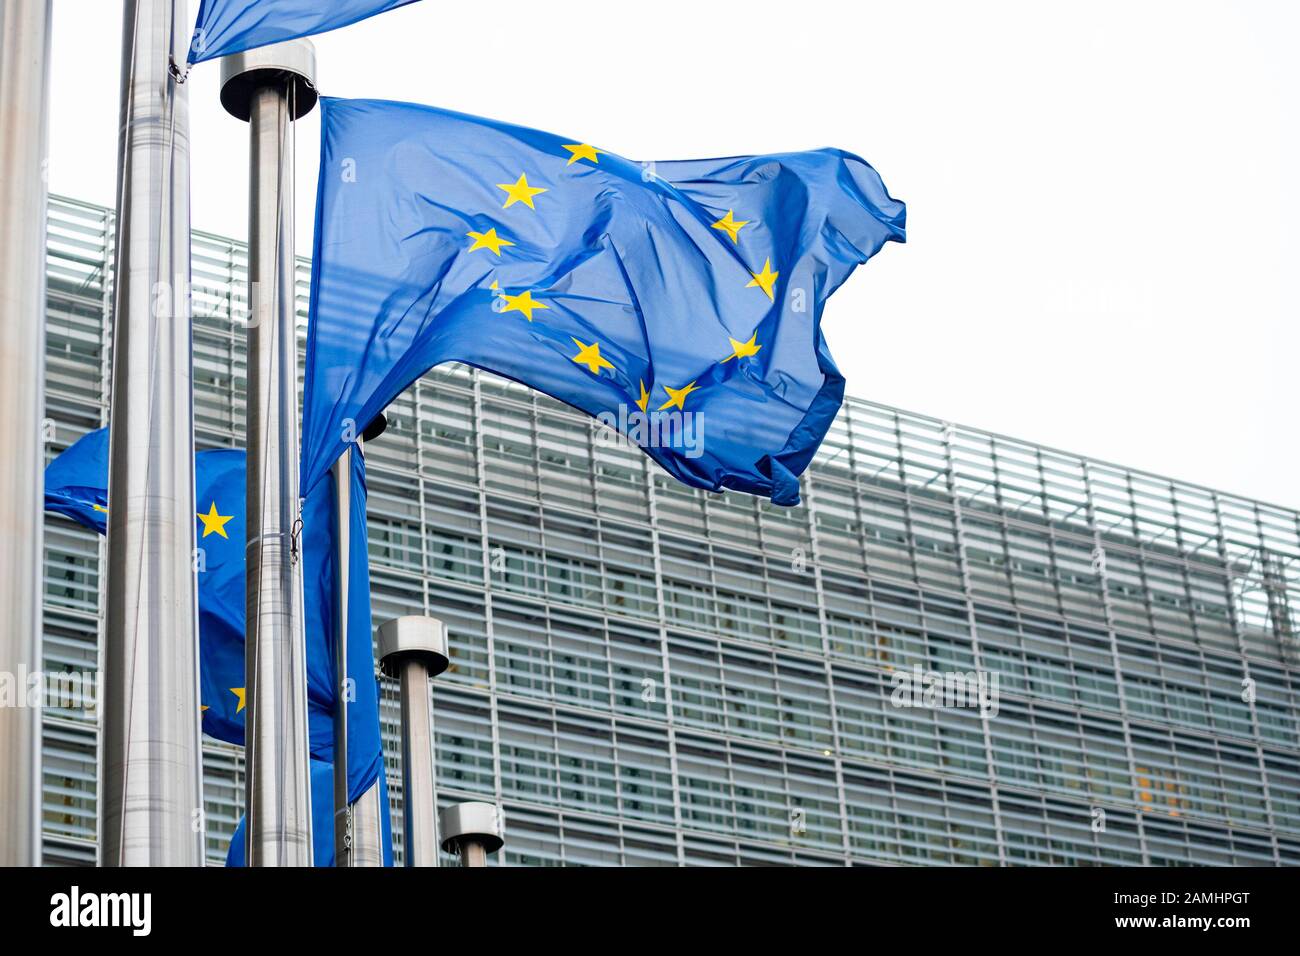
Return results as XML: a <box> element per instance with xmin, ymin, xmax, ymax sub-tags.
<box><xmin>301</xmin><ymin>98</ymin><xmax>905</xmax><ymax>505</ymax></box>
<box><xmin>43</xmin><ymin>428</ymin><xmax>384</xmax><ymax>803</ymax></box>
<box><xmin>189</xmin><ymin>0</ymin><xmax>422</xmax><ymax>64</ymax></box>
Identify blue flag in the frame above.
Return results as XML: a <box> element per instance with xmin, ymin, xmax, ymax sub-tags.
<box><xmin>45</xmin><ymin>429</ymin><xmax>248</xmax><ymax>744</ymax></box>
<box><xmin>301</xmin><ymin>443</ymin><xmax>385</xmax><ymax>799</ymax></box>
<box><xmin>43</xmin><ymin>428</ymin><xmax>384</xmax><ymax>805</ymax></box>
<box><xmin>189</xmin><ymin>0</ymin><xmax>422</xmax><ymax>64</ymax></box>
<box><xmin>301</xmin><ymin>98</ymin><xmax>904</xmax><ymax>505</ymax></box>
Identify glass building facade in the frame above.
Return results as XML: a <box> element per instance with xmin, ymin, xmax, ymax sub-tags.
<box><xmin>40</xmin><ymin>196</ymin><xmax>1300</xmax><ymax>866</ymax></box>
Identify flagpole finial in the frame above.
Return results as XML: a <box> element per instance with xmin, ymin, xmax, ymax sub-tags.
<box><xmin>440</xmin><ymin>802</ymin><xmax>505</xmax><ymax>867</ymax></box>
<box><xmin>362</xmin><ymin>412</ymin><xmax>388</xmax><ymax>443</ymax></box>
<box><xmin>218</xmin><ymin>38</ymin><xmax>318</xmax><ymax>122</ymax></box>
<box><xmin>378</xmin><ymin>615</ymin><xmax>450</xmax><ymax>679</ymax></box>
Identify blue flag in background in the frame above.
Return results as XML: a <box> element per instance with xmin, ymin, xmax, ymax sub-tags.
<box><xmin>43</xmin><ymin>429</ymin><xmax>385</xmax><ymax>810</ymax></box>
<box><xmin>45</xmin><ymin>429</ymin><xmax>248</xmax><ymax>744</ymax></box>
<box><xmin>301</xmin><ymin>98</ymin><xmax>904</xmax><ymax>505</ymax></box>
<box><xmin>189</xmin><ymin>0</ymin><xmax>422</xmax><ymax>64</ymax></box>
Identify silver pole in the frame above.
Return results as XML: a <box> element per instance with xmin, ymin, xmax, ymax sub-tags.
<box><xmin>348</xmin><ymin>781</ymin><xmax>385</xmax><ymax>867</ymax></box>
<box><xmin>101</xmin><ymin>0</ymin><xmax>203</xmax><ymax>867</ymax></box>
<box><xmin>378</xmin><ymin>616</ymin><xmax>450</xmax><ymax>867</ymax></box>
<box><xmin>397</xmin><ymin>659</ymin><xmax>437</xmax><ymax>865</ymax></box>
<box><xmin>440</xmin><ymin>802</ymin><xmax>504</xmax><ymax>868</ymax></box>
<box><xmin>331</xmin><ymin>444</ymin><xmax>351</xmax><ymax>864</ymax></box>
<box><xmin>333</xmin><ymin>415</ymin><xmax>387</xmax><ymax>866</ymax></box>
<box><xmin>219</xmin><ymin>40</ymin><xmax>318</xmax><ymax>867</ymax></box>
<box><xmin>0</xmin><ymin>0</ymin><xmax>52</xmax><ymax>869</ymax></box>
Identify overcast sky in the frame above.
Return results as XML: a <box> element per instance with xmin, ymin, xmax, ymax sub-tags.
<box><xmin>47</xmin><ymin>0</ymin><xmax>1299</xmax><ymax>509</ymax></box>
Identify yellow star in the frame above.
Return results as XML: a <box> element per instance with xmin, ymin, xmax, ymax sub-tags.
<box><xmin>711</xmin><ymin>210</ymin><xmax>750</xmax><ymax>244</ymax></box>
<box><xmin>466</xmin><ymin>227</ymin><xmax>514</xmax><ymax>256</ymax></box>
<box><xmin>92</xmin><ymin>503</ymin><xmax>108</xmax><ymax>513</ymax></box>
<box><xmin>746</xmin><ymin>258</ymin><xmax>779</xmax><ymax>300</ymax></box>
<box><xmin>197</xmin><ymin>501</ymin><xmax>234</xmax><ymax>539</ymax></box>
<box><xmin>200</xmin><ymin>704</ymin><xmax>209</xmax><ymax>713</ymax></box>
<box><xmin>230</xmin><ymin>687</ymin><xmax>246</xmax><ymax>713</ymax></box>
<box><xmin>571</xmin><ymin>338</ymin><xmax>615</xmax><ymax>376</ymax></box>
<box><xmin>658</xmin><ymin>381</ymin><xmax>699</xmax><ymax>411</ymax></box>
<box><xmin>500</xmin><ymin>289</ymin><xmax>549</xmax><ymax>321</ymax></box>
<box><xmin>497</xmin><ymin>173</ymin><xmax>548</xmax><ymax>210</ymax></box>
<box><xmin>722</xmin><ymin>333</ymin><xmax>762</xmax><ymax>362</ymax></box>
<box><xmin>635</xmin><ymin>380</ymin><xmax>650</xmax><ymax>413</ymax></box>
<box><xmin>562</xmin><ymin>143</ymin><xmax>601</xmax><ymax>166</ymax></box>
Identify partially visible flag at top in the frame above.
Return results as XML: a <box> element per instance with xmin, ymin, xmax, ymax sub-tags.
<box><xmin>189</xmin><ymin>0</ymin><xmax>422</xmax><ymax>64</ymax></box>
<box><xmin>301</xmin><ymin>98</ymin><xmax>905</xmax><ymax>506</ymax></box>
<box><xmin>43</xmin><ymin>428</ymin><xmax>385</xmax><ymax>809</ymax></box>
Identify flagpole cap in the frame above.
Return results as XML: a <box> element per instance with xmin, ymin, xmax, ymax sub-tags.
<box><xmin>439</xmin><ymin>802</ymin><xmax>504</xmax><ymax>855</ymax></box>
<box><xmin>219</xmin><ymin>38</ymin><xmax>318</xmax><ymax>122</ymax></box>
<box><xmin>377</xmin><ymin>616</ymin><xmax>450</xmax><ymax>679</ymax></box>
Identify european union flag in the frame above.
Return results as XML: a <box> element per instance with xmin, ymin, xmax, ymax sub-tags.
<box><xmin>45</xmin><ymin>429</ymin><xmax>247</xmax><ymax>744</ymax></box>
<box><xmin>43</xmin><ymin>428</ymin><xmax>385</xmax><ymax>806</ymax></box>
<box><xmin>301</xmin><ymin>98</ymin><xmax>904</xmax><ymax>504</ymax></box>
<box><xmin>189</xmin><ymin>0</ymin><xmax>422</xmax><ymax>64</ymax></box>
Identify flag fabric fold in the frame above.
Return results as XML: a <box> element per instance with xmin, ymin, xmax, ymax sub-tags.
<box><xmin>302</xmin><ymin>444</ymin><xmax>385</xmax><ymax>796</ymax></box>
<box><xmin>301</xmin><ymin>97</ymin><xmax>904</xmax><ymax>505</ymax></box>
<box><xmin>43</xmin><ymin>428</ymin><xmax>386</xmax><ymax>815</ymax></box>
<box><xmin>189</xmin><ymin>0</ymin><xmax>422</xmax><ymax>64</ymax></box>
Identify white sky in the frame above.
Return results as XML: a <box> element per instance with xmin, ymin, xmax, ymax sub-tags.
<box><xmin>47</xmin><ymin>0</ymin><xmax>1299</xmax><ymax>509</ymax></box>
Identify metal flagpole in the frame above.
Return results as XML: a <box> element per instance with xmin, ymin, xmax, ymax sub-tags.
<box><xmin>332</xmin><ymin>445</ymin><xmax>350</xmax><ymax>863</ymax></box>
<box><xmin>218</xmin><ymin>40</ymin><xmax>318</xmax><ymax>867</ymax></box>
<box><xmin>101</xmin><ymin>0</ymin><xmax>204</xmax><ymax>867</ymax></box>
<box><xmin>348</xmin><ymin>782</ymin><xmax>385</xmax><ymax>866</ymax></box>
<box><xmin>334</xmin><ymin>415</ymin><xmax>387</xmax><ymax>866</ymax></box>
<box><xmin>0</xmin><ymin>0</ymin><xmax>52</xmax><ymax>869</ymax></box>
<box><xmin>378</xmin><ymin>616</ymin><xmax>450</xmax><ymax>867</ymax></box>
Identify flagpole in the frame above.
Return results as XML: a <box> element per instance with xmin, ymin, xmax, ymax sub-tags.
<box><xmin>219</xmin><ymin>39</ymin><xmax>317</xmax><ymax>867</ymax></box>
<box><xmin>378</xmin><ymin>616</ymin><xmax>450</xmax><ymax>866</ymax></box>
<box><xmin>100</xmin><ymin>0</ymin><xmax>204</xmax><ymax>867</ymax></box>
<box><xmin>334</xmin><ymin>415</ymin><xmax>387</xmax><ymax>866</ymax></box>
<box><xmin>331</xmin><ymin>445</ymin><xmax>351</xmax><ymax>863</ymax></box>
<box><xmin>0</xmin><ymin>0</ymin><xmax>52</xmax><ymax>869</ymax></box>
